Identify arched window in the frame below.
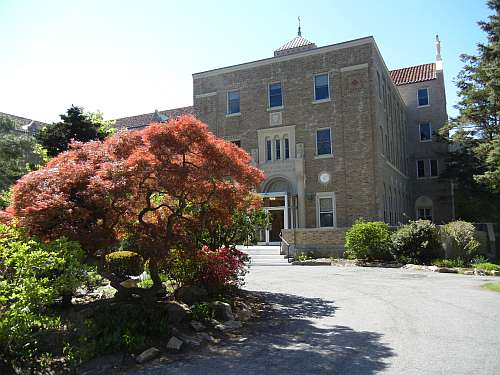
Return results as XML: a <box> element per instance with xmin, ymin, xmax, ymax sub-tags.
<box><xmin>284</xmin><ymin>136</ymin><xmax>290</xmax><ymax>159</ymax></box>
<box><xmin>415</xmin><ymin>196</ymin><xmax>433</xmax><ymax>221</ymax></box>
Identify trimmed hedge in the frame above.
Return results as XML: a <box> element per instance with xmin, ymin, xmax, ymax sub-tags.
<box><xmin>104</xmin><ymin>251</ymin><xmax>144</xmax><ymax>278</ymax></box>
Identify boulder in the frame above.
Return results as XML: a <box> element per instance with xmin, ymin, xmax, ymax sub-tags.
<box><xmin>136</xmin><ymin>347</ymin><xmax>160</xmax><ymax>364</ymax></box>
<box><xmin>175</xmin><ymin>285</ymin><xmax>208</xmax><ymax>306</ymax></box>
<box><xmin>166</xmin><ymin>336</ymin><xmax>183</xmax><ymax>351</ymax></box>
<box><xmin>463</xmin><ymin>270</ymin><xmax>475</xmax><ymax>275</ymax></box>
<box><xmin>164</xmin><ymin>301</ymin><xmax>190</xmax><ymax>324</ymax></box>
<box><xmin>120</xmin><ymin>279</ymin><xmax>139</xmax><ymax>288</ymax></box>
<box><xmin>215</xmin><ymin>320</ymin><xmax>242</xmax><ymax>332</ymax></box>
<box><xmin>211</xmin><ymin>301</ymin><xmax>235</xmax><ymax>321</ymax></box>
<box><xmin>489</xmin><ymin>270</ymin><xmax>499</xmax><ymax>277</ymax></box>
<box><xmin>437</xmin><ymin>267</ymin><xmax>458</xmax><ymax>274</ymax></box>
<box><xmin>190</xmin><ymin>320</ymin><xmax>206</xmax><ymax>332</ymax></box>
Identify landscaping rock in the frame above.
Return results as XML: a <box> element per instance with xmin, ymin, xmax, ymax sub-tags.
<box><xmin>437</xmin><ymin>267</ymin><xmax>458</xmax><ymax>274</ymax></box>
<box><xmin>489</xmin><ymin>270</ymin><xmax>499</xmax><ymax>277</ymax></box>
<box><xmin>211</xmin><ymin>301</ymin><xmax>235</xmax><ymax>321</ymax></box>
<box><xmin>197</xmin><ymin>332</ymin><xmax>219</xmax><ymax>344</ymax></box>
<box><xmin>136</xmin><ymin>347</ymin><xmax>160</xmax><ymax>364</ymax></box>
<box><xmin>166</xmin><ymin>336</ymin><xmax>183</xmax><ymax>351</ymax></box>
<box><xmin>463</xmin><ymin>270</ymin><xmax>475</xmax><ymax>275</ymax></box>
<box><xmin>175</xmin><ymin>285</ymin><xmax>208</xmax><ymax>306</ymax></box>
<box><xmin>190</xmin><ymin>320</ymin><xmax>206</xmax><ymax>332</ymax></box>
<box><xmin>164</xmin><ymin>301</ymin><xmax>190</xmax><ymax>324</ymax></box>
<box><xmin>120</xmin><ymin>279</ymin><xmax>139</xmax><ymax>288</ymax></box>
<box><xmin>215</xmin><ymin>320</ymin><xmax>242</xmax><ymax>332</ymax></box>
<box><xmin>171</xmin><ymin>327</ymin><xmax>201</xmax><ymax>347</ymax></box>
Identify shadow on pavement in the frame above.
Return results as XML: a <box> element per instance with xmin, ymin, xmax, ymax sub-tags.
<box><xmin>129</xmin><ymin>291</ymin><xmax>394</xmax><ymax>375</ymax></box>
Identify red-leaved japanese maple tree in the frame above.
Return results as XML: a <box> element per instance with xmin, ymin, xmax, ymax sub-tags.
<box><xmin>8</xmin><ymin>115</ymin><xmax>264</xmax><ymax>294</ymax></box>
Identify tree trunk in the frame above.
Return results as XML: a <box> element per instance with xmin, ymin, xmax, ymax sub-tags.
<box><xmin>149</xmin><ymin>257</ymin><xmax>163</xmax><ymax>289</ymax></box>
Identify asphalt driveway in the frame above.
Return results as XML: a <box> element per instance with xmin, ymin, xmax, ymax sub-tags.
<box><xmin>127</xmin><ymin>266</ymin><xmax>500</xmax><ymax>375</ymax></box>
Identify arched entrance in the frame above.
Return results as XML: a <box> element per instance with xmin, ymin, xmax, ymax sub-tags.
<box><xmin>259</xmin><ymin>177</ymin><xmax>291</xmax><ymax>245</ymax></box>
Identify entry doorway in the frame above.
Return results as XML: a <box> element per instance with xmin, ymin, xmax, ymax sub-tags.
<box><xmin>258</xmin><ymin>192</ymin><xmax>288</xmax><ymax>245</ymax></box>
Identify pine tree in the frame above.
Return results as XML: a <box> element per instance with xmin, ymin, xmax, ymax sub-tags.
<box><xmin>442</xmin><ymin>0</ymin><xmax>500</xmax><ymax>221</ymax></box>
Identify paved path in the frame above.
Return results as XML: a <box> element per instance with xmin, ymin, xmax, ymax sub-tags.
<box><xmin>127</xmin><ymin>266</ymin><xmax>500</xmax><ymax>375</ymax></box>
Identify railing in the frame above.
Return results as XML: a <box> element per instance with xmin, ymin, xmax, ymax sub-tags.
<box><xmin>279</xmin><ymin>231</ymin><xmax>293</xmax><ymax>263</ymax></box>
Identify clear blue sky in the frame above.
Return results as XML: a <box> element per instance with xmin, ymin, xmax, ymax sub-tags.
<box><xmin>0</xmin><ymin>0</ymin><xmax>491</xmax><ymax>123</ymax></box>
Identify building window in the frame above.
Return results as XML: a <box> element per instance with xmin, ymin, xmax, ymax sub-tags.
<box><xmin>417</xmin><ymin>208</ymin><xmax>433</xmax><ymax>221</ymax></box>
<box><xmin>231</xmin><ymin>140</ymin><xmax>241</xmax><ymax>147</ymax></box>
<box><xmin>314</xmin><ymin>73</ymin><xmax>330</xmax><ymax>101</ymax></box>
<box><xmin>317</xmin><ymin>195</ymin><xmax>335</xmax><ymax>227</ymax></box>
<box><xmin>269</xmin><ymin>82</ymin><xmax>283</xmax><ymax>108</ymax></box>
<box><xmin>419</xmin><ymin>122</ymin><xmax>432</xmax><ymax>142</ymax></box>
<box><xmin>430</xmin><ymin>159</ymin><xmax>438</xmax><ymax>177</ymax></box>
<box><xmin>284</xmin><ymin>137</ymin><xmax>290</xmax><ymax>159</ymax></box>
<box><xmin>417</xmin><ymin>88</ymin><xmax>429</xmax><ymax>107</ymax></box>
<box><xmin>266</xmin><ymin>139</ymin><xmax>272</xmax><ymax>161</ymax></box>
<box><xmin>275</xmin><ymin>138</ymin><xmax>281</xmax><ymax>160</ymax></box>
<box><xmin>417</xmin><ymin>160</ymin><xmax>425</xmax><ymax>178</ymax></box>
<box><xmin>316</xmin><ymin>128</ymin><xmax>332</xmax><ymax>156</ymax></box>
<box><xmin>227</xmin><ymin>90</ymin><xmax>240</xmax><ymax>114</ymax></box>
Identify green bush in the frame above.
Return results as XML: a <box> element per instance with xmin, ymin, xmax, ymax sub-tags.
<box><xmin>0</xmin><ymin>223</ymin><xmax>86</xmax><ymax>369</ymax></box>
<box><xmin>441</xmin><ymin>221</ymin><xmax>480</xmax><ymax>262</ymax></box>
<box><xmin>391</xmin><ymin>220</ymin><xmax>443</xmax><ymax>264</ymax></box>
<box><xmin>473</xmin><ymin>262</ymin><xmax>500</xmax><ymax>271</ymax></box>
<box><xmin>344</xmin><ymin>220</ymin><xmax>393</xmax><ymax>261</ymax></box>
<box><xmin>104</xmin><ymin>251</ymin><xmax>144</xmax><ymax>279</ymax></box>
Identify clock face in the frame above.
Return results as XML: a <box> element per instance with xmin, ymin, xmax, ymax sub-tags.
<box><xmin>319</xmin><ymin>172</ymin><xmax>330</xmax><ymax>184</ymax></box>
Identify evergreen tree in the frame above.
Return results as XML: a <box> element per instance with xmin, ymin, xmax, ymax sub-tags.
<box><xmin>441</xmin><ymin>0</ymin><xmax>500</xmax><ymax>221</ymax></box>
<box><xmin>35</xmin><ymin>105</ymin><xmax>114</xmax><ymax>157</ymax></box>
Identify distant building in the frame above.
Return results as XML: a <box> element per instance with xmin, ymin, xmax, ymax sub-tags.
<box><xmin>0</xmin><ymin>112</ymin><xmax>47</xmax><ymax>133</ymax></box>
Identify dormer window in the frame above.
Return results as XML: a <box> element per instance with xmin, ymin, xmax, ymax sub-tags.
<box><xmin>417</xmin><ymin>88</ymin><xmax>429</xmax><ymax>107</ymax></box>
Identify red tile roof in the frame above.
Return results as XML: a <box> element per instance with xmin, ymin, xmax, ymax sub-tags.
<box><xmin>389</xmin><ymin>63</ymin><xmax>436</xmax><ymax>86</ymax></box>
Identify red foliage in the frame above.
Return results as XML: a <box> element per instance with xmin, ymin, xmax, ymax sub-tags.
<box><xmin>200</xmin><ymin>246</ymin><xmax>249</xmax><ymax>287</ymax></box>
<box><xmin>8</xmin><ymin>115</ymin><xmax>265</xmax><ymax>269</ymax></box>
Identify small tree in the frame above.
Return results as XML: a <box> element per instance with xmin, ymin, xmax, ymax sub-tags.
<box><xmin>8</xmin><ymin>115</ymin><xmax>264</xmax><ymax>297</ymax></box>
<box><xmin>35</xmin><ymin>105</ymin><xmax>114</xmax><ymax>157</ymax></box>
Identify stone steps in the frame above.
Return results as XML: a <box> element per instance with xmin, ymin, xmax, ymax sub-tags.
<box><xmin>238</xmin><ymin>245</ymin><xmax>291</xmax><ymax>267</ymax></box>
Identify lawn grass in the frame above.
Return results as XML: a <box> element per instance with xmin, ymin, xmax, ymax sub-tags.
<box><xmin>481</xmin><ymin>282</ymin><xmax>500</xmax><ymax>293</ymax></box>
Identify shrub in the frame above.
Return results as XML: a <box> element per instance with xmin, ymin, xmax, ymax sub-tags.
<box><xmin>162</xmin><ymin>246</ymin><xmax>248</xmax><ymax>292</ymax></box>
<box><xmin>104</xmin><ymin>251</ymin><xmax>144</xmax><ymax>279</ymax></box>
<box><xmin>473</xmin><ymin>262</ymin><xmax>500</xmax><ymax>272</ymax></box>
<box><xmin>391</xmin><ymin>220</ymin><xmax>443</xmax><ymax>264</ymax></box>
<box><xmin>0</xmin><ymin>224</ymin><xmax>86</xmax><ymax>369</ymax></box>
<box><xmin>344</xmin><ymin>220</ymin><xmax>393</xmax><ymax>261</ymax></box>
<box><xmin>441</xmin><ymin>221</ymin><xmax>480</xmax><ymax>262</ymax></box>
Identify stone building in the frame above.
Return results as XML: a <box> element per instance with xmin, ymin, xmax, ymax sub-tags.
<box><xmin>191</xmin><ymin>31</ymin><xmax>453</xmax><ymax>244</ymax></box>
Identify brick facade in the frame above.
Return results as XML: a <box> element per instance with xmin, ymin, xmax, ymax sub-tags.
<box><xmin>192</xmin><ymin>34</ymin><xmax>452</xmax><ymax>239</ymax></box>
